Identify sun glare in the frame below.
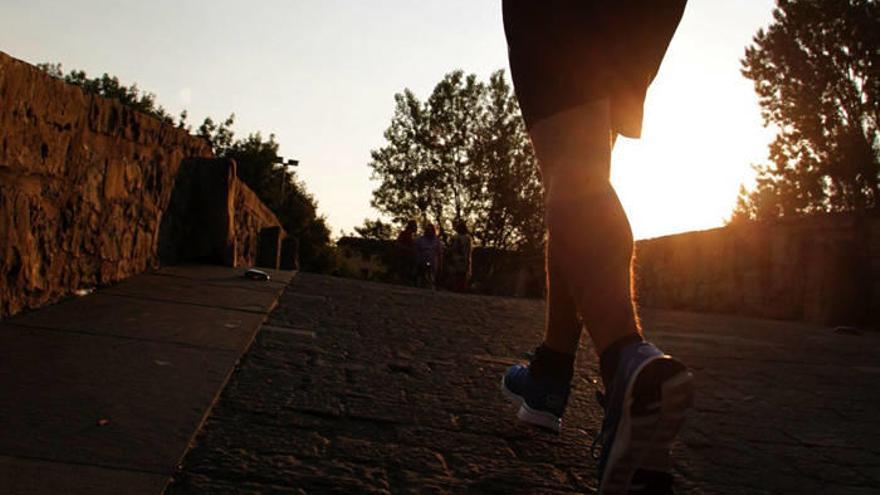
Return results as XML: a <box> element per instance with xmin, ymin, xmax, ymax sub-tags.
<box><xmin>610</xmin><ymin>15</ymin><xmax>776</xmax><ymax>241</ymax></box>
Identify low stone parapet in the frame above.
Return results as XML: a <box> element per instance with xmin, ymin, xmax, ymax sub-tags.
<box><xmin>0</xmin><ymin>51</ymin><xmax>291</xmax><ymax>319</ymax></box>
<box><xmin>635</xmin><ymin>212</ymin><xmax>878</xmax><ymax>326</ymax></box>
<box><xmin>0</xmin><ymin>51</ymin><xmax>211</xmax><ymax>317</ymax></box>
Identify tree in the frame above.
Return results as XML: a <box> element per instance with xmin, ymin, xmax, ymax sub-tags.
<box><xmin>732</xmin><ymin>0</ymin><xmax>880</xmax><ymax>222</ymax></box>
<box><xmin>369</xmin><ymin>70</ymin><xmax>544</xmax><ymax>250</ymax></box>
<box><xmin>369</xmin><ymin>87</ymin><xmax>451</xmax><ymax>229</ymax></box>
<box><xmin>426</xmin><ymin>71</ymin><xmax>488</xmax><ymax>224</ymax></box>
<box><xmin>354</xmin><ymin>218</ymin><xmax>394</xmax><ymax>241</ymax></box>
<box><xmin>474</xmin><ymin>72</ymin><xmax>545</xmax><ymax>250</ymax></box>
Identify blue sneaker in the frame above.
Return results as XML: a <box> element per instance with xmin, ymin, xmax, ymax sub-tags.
<box><xmin>501</xmin><ymin>362</ymin><xmax>570</xmax><ymax>432</ymax></box>
<box><xmin>593</xmin><ymin>341</ymin><xmax>694</xmax><ymax>494</ymax></box>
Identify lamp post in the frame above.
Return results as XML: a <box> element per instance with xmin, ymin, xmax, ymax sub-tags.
<box><xmin>274</xmin><ymin>157</ymin><xmax>299</xmax><ymax>197</ymax></box>
<box><xmin>273</xmin><ymin>156</ymin><xmax>299</xmax><ymax>168</ymax></box>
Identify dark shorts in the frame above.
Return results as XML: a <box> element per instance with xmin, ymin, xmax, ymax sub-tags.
<box><xmin>503</xmin><ymin>0</ymin><xmax>687</xmax><ymax>137</ymax></box>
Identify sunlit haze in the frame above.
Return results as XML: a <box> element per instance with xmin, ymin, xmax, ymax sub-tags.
<box><xmin>1</xmin><ymin>0</ymin><xmax>777</xmax><ymax>240</ymax></box>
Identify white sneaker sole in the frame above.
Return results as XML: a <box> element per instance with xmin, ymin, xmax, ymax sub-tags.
<box><xmin>500</xmin><ymin>376</ymin><xmax>563</xmax><ymax>432</ymax></box>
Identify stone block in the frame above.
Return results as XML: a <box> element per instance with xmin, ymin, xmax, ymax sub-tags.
<box><xmin>158</xmin><ymin>157</ymin><xmax>237</xmax><ymax>267</ymax></box>
<box><xmin>231</xmin><ymin>178</ymin><xmax>285</xmax><ymax>268</ymax></box>
<box><xmin>257</xmin><ymin>226</ymin><xmax>283</xmax><ymax>269</ymax></box>
<box><xmin>281</xmin><ymin>236</ymin><xmax>300</xmax><ymax>271</ymax></box>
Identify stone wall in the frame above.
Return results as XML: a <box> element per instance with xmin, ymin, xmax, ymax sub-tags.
<box><xmin>0</xmin><ymin>51</ymin><xmax>286</xmax><ymax>318</ymax></box>
<box><xmin>0</xmin><ymin>51</ymin><xmax>212</xmax><ymax>316</ymax></box>
<box><xmin>634</xmin><ymin>213</ymin><xmax>878</xmax><ymax>326</ymax></box>
<box><xmin>334</xmin><ymin>211</ymin><xmax>878</xmax><ymax>327</ymax></box>
<box><xmin>233</xmin><ymin>180</ymin><xmax>285</xmax><ymax>268</ymax></box>
<box><xmin>158</xmin><ymin>157</ymin><xmax>286</xmax><ymax>270</ymax></box>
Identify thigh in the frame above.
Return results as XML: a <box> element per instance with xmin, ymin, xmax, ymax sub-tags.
<box><xmin>503</xmin><ymin>0</ymin><xmax>612</xmax><ymax>129</ymax></box>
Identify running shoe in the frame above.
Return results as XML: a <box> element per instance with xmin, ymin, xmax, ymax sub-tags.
<box><xmin>593</xmin><ymin>341</ymin><xmax>694</xmax><ymax>494</ymax></box>
<box><xmin>501</xmin><ymin>361</ymin><xmax>570</xmax><ymax>432</ymax></box>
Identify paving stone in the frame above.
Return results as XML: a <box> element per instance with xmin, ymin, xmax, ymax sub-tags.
<box><xmin>0</xmin><ymin>324</ymin><xmax>237</xmax><ymax>474</ymax></box>
<box><xmin>0</xmin><ymin>265</ymin><xmax>291</xmax><ymax>494</ymax></box>
<box><xmin>104</xmin><ymin>273</ymin><xmax>282</xmax><ymax>313</ymax></box>
<box><xmin>170</xmin><ymin>274</ymin><xmax>880</xmax><ymax>493</ymax></box>
<box><xmin>155</xmin><ymin>265</ymin><xmax>295</xmax><ymax>288</ymax></box>
<box><xmin>0</xmin><ymin>455</ymin><xmax>168</xmax><ymax>495</ymax></box>
<box><xmin>11</xmin><ymin>293</ymin><xmax>265</xmax><ymax>351</ymax></box>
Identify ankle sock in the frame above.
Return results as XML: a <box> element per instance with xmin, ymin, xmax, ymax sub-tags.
<box><xmin>529</xmin><ymin>344</ymin><xmax>575</xmax><ymax>384</ymax></box>
<box><xmin>599</xmin><ymin>333</ymin><xmax>644</xmax><ymax>391</ymax></box>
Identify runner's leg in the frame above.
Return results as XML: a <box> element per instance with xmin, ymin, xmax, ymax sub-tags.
<box><xmin>543</xmin><ymin>245</ymin><xmax>582</xmax><ymax>355</ymax></box>
<box><xmin>529</xmin><ymin>99</ymin><xmax>641</xmax><ymax>355</ymax></box>
<box><xmin>500</xmin><ymin>98</ymin><xmax>643</xmax><ymax>433</ymax></box>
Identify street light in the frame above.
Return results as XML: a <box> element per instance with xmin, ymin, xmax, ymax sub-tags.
<box><xmin>273</xmin><ymin>157</ymin><xmax>299</xmax><ymax>167</ymax></box>
<box><xmin>274</xmin><ymin>156</ymin><xmax>299</xmax><ymax>196</ymax></box>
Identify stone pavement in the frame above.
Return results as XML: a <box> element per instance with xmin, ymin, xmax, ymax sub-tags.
<box><xmin>169</xmin><ymin>273</ymin><xmax>880</xmax><ymax>494</ymax></box>
<box><xmin>0</xmin><ymin>265</ymin><xmax>294</xmax><ymax>495</ymax></box>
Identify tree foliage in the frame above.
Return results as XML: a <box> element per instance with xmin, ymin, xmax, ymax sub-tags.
<box><xmin>732</xmin><ymin>0</ymin><xmax>880</xmax><ymax>222</ymax></box>
<box><xmin>354</xmin><ymin>218</ymin><xmax>395</xmax><ymax>241</ymax></box>
<box><xmin>369</xmin><ymin>70</ymin><xmax>544</xmax><ymax>250</ymax></box>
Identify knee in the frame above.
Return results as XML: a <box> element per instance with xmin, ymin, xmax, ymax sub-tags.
<box><xmin>543</xmin><ymin>156</ymin><xmax>613</xmax><ymax>202</ymax></box>
<box><xmin>544</xmin><ymin>174</ymin><xmax>617</xmax><ymax>228</ymax></box>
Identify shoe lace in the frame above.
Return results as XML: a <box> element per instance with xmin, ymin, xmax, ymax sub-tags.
<box><xmin>589</xmin><ymin>433</ymin><xmax>604</xmax><ymax>459</ymax></box>
<box><xmin>590</xmin><ymin>390</ymin><xmax>608</xmax><ymax>459</ymax></box>
<box><xmin>520</xmin><ymin>348</ymin><xmax>537</xmax><ymax>362</ymax></box>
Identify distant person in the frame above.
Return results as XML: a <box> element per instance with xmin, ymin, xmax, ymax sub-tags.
<box><xmin>395</xmin><ymin>220</ymin><xmax>418</xmax><ymax>284</ymax></box>
<box><xmin>500</xmin><ymin>2</ymin><xmax>694</xmax><ymax>494</ymax></box>
<box><xmin>414</xmin><ymin>223</ymin><xmax>443</xmax><ymax>289</ymax></box>
<box><xmin>445</xmin><ymin>219</ymin><xmax>473</xmax><ymax>292</ymax></box>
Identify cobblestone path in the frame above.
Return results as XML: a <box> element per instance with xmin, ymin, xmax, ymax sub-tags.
<box><xmin>169</xmin><ymin>274</ymin><xmax>880</xmax><ymax>494</ymax></box>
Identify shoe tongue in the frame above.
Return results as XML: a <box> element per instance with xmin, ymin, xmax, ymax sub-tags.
<box><xmin>530</xmin><ymin>345</ymin><xmax>575</xmax><ymax>384</ymax></box>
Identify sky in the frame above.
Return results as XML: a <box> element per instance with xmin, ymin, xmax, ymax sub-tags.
<box><xmin>1</xmin><ymin>0</ymin><xmax>778</xmax><ymax>240</ymax></box>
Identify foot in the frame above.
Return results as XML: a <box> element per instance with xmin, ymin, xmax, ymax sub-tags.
<box><xmin>501</xmin><ymin>362</ymin><xmax>570</xmax><ymax>432</ymax></box>
<box><xmin>593</xmin><ymin>341</ymin><xmax>694</xmax><ymax>494</ymax></box>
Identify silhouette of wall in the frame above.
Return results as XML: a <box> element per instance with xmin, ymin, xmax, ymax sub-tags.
<box><xmin>158</xmin><ymin>157</ymin><xmax>286</xmax><ymax>269</ymax></box>
<box><xmin>635</xmin><ymin>212</ymin><xmax>878</xmax><ymax>326</ymax></box>
<box><xmin>158</xmin><ymin>157</ymin><xmax>236</xmax><ymax>266</ymax></box>
<box><xmin>0</xmin><ymin>51</ymin><xmax>286</xmax><ymax>318</ymax></box>
<box><xmin>335</xmin><ymin>236</ymin><xmax>545</xmax><ymax>297</ymax></box>
<box><xmin>335</xmin><ymin>211</ymin><xmax>878</xmax><ymax>327</ymax></box>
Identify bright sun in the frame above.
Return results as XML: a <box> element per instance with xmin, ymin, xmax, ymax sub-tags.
<box><xmin>609</xmin><ymin>24</ymin><xmax>776</xmax><ymax>241</ymax></box>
